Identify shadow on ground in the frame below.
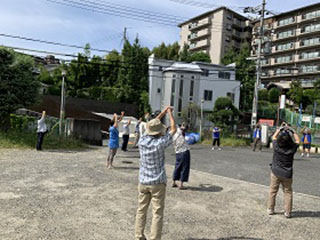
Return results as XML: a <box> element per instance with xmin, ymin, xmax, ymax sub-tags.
<box><xmin>186</xmin><ymin>237</ymin><xmax>263</xmax><ymax>240</ymax></box>
<box><xmin>293</xmin><ymin>211</ymin><xmax>320</xmax><ymax>218</ymax></box>
<box><xmin>186</xmin><ymin>184</ymin><xmax>223</xmax><ymax>193</ymax></box>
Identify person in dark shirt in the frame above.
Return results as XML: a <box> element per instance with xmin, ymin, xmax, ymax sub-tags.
<box><xmin>267</xmin><ymin>125</ymin><xmax>300</xmax><ymax>218</ymax></box>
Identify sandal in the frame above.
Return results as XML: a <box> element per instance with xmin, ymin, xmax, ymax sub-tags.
<box><xmin>172</xmin><ymin>183</ymin><xmax>178</xmax><ymax>188</ymax></box>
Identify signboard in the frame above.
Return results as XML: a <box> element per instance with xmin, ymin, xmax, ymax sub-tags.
<box><xmin>279</xmin><ymin>95</ymin><xmax>286</xmax><ymax>109</ymax></box>
<box><xmin>302</xmin><ymin>116</ymin><xmax>311</xmax><ymax>122</ymax></box>
<box><xmin>259</xmin><ymin>119</ymin><xmax>274</xmax><ymax>126</ymax></box>
<box><xmin>314</xmin><ymin>117</ymin><xmax>320</xmax><ymax>124</ymax></box>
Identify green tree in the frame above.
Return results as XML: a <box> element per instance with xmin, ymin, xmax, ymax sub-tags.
<box><xmin>181</xmin><ymin>103</ymin><xmax>200</xmax><ymax>131</ymax></box>
<box><xmin>152</xmin><ymin>41</ymin><xmax>180</xmax><ymax>60</ymax></box>
<box><xmin>221</xmin><ymin>43</ymin><xmax>255</xmax><ymax>111</ymax></box>
<box><xmin>179</xmin><ymin>43</ymin><xmax>191</xmax><ymax>62</ymax></box>
<box><xmin>268</xmin><ymin>88</ymin><xmax>280</xmax><ymax>103</ymax></box>
<box><xmin>209</xmin><ymin>97</ymin><xmax>239</xmax><ymax>129</ymax></box>
<box><xmin>188</xmin><ymin>52</ymin><xmax>211</xmax><ymax>63</ymax></box>
<box><xmin>0</xmin><ymin>47</ymin><xmax>39</xmax><ymax>130</ymax></box>
<box><xmin>258</xmin><ymin>89</ymin><xmax>268</xmax><ymax>101</ymax></box>
<box><xmin>287</xmin><ymin>79</ymin><xmax>303</xmax><ymax>105</ymax></box>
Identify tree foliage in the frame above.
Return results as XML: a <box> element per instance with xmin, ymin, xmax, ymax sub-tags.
<box><xmin>209</xmin><ymin>97</ymin><xmax>239</xmax><ymax>128</ymax></box>
<box><xmin>221</xmin><ymin>43</ymin><xmax>255</xmax><ymax>111</ymax></box>
<box><xmin>258</xmin><ymin>89</ymin><xmax>268</xmax><ymax>101</ymax></box>
<box><xmin>287</xmin><ymin>79</ymin><xmax>303</xmax><ymax>105</ymax></box>
<box><xmin>181</xmin><ymin>103</ymin><xmax>200</xmax><ymax>131</ymax></box>
<box><xmin>268</xmin><ymin>88</ymin><xmax>280</xmax><ymax>103</ymax></box>
<box><xmin>0</xmin><ymin>47</ymin><xmax>39</xmax><ymax>130</ymax></box>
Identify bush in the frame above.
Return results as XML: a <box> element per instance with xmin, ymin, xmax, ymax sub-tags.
<box><xmin>0</xmin><ymin>130</ymin><xmax>86</xmax><ymax>150</ymax></box>
<box><xmin>268</xmin><ymin>88</ymin><xmax>280</xmax><ymax>103</ymax></box>
<box><xmin>202</xmin><ymin>137</ymin><xmax>250</xmax><ymax>147</ymax></box>
<box><xmin>258</xmin><ymin>89</ymin><xmax>268</xmax><ymax>101</ymax></box>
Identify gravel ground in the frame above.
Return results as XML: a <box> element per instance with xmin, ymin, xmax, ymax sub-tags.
<box><xmin>1</xmin><ymin>147</ymin><xmax>320</xmax><ymax>240</ymax></box>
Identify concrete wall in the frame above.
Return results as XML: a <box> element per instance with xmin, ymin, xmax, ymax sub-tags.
<box><xmin>67</xmin><ymin>119</ymin><xmax>102</xmax><ymax>146</ymax></box>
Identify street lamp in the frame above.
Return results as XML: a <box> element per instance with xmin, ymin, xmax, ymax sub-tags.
<box><xmin>200</xmin><ymin>98</ymin><xmax>204</xmax><ymax>140</ymax></box>
<box><xmin>59</xmin><ymin>69</ymin><xmax>67</xmax><ymax>135</ymax></box>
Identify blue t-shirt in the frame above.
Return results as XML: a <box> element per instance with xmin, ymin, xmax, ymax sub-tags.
<box><xmin>213</xmin><ymin>127</ymin><xmax>220</xmax><ymax>139</ymax></box>
<box><xmin>109</xmin><ymin>126</ymin><xmax>119</xmax><ymax>149</ymax></box>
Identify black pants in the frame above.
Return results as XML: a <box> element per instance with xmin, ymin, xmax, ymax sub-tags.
<box><xmin>122</xmin><ymin>134</ymin><xmax>129</xmax><ymax>151</ymax></box>
<box><xmin>173</xmin><ymin>150</ymin><xmax>190</xmax><ymax>182</ymax></box>
<box><xmin>212</xmin><ymin>138</ymin><xmax>220</xmax><ymax>147</ymax></box>
<box><xmin>36</xmin><ymin>132</ymin><xmax>45</xmax><ymax>150</ymax></box>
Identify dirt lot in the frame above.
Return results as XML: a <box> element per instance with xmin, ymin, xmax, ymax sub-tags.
<box><xmin>1</xmin><ymin>147</ymin><xmax>320</xmax><ymax>240</ymax></box>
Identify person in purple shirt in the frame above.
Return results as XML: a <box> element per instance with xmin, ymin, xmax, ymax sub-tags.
<box><xmin>212</xmin><ymin>126</ymin><xmax>221</xmax><ymax>151</ymax></box>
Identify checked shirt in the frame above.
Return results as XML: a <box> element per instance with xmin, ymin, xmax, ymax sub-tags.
<box><xmin>138</xmin><ymin>133</ymin><xmax>173</xmax><ymax>185</ymax></box>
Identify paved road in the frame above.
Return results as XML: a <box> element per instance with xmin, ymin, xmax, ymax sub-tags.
<box><xmin>165</xmin><ymin>145</ymin><xmax>320</xmax><ymax>197</ymax></box>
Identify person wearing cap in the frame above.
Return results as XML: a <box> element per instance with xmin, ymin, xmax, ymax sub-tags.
<box><xmin>135</xmin><ymin>106</ymin><xmax>176</xmax><ymax>240</ymax></box>
<box><xmin>172</xmin><ymin>123</ymin><xmax>190</xmax><ymax>190</ymax></box>
<box><xmin>301</xmin><ymin>127</ymin><xmax>312</xmax><ymax>157</ymax></box>
<box><xmin>106</xmin><ymin>111</ymin><xmax>124</xmax><ymax>169</ymax></box>
<box><xmin>212</xmin><ymin>126</ymin><xmax>221</xmax><ymax>151</ymax></box>
<box><xmin>267</xmin><ymin>126</ymin><xmax>300</xmax><ymax>218</ymax></box>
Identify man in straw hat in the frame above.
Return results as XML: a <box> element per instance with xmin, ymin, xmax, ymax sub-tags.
<box><xmin>135</xmin><ymin>106</ymin><xmax>176</xmax><ymax>240</ymax></box>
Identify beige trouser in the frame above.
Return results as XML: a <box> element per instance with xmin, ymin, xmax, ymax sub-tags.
<box><xmin>135</xmin><ymin>183</ymin><xmax>166</xmax><ymax>240</ymax></box>
<box><xmin>268</xmin><ymin>172</ymin><xmax>293</xmax><ymax>213</ymax></box>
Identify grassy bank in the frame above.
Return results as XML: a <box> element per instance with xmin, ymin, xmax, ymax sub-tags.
<box><xmin>0</xmin><ymin>131</ymin><xmax>86</xmax><ymax>150</ymax></box>
<box><xmin>202</xmin><ymin>137</ymin><xmax>251</xmax><ymax>147</ymax></box>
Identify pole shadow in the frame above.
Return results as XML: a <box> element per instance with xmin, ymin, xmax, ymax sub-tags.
<box><xmin>292</xmin><ymin>211</ymin><xmax>320</xmax><ymax>218</ymax></box>
<box><xmin>185</xmin><ymin>184</ymin><xmax>223</xmax><ymax>193</ymax></box>
<box><xmin>186</xmin><ymin>237</ymin><xmax>263</xmax><ymax>240</ymax></box>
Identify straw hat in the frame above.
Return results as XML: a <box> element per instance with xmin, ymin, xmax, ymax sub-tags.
<box><xmin>146</xmin><ymin>118</ymin><xmax>166</xmax><ymax>135</ymax></box>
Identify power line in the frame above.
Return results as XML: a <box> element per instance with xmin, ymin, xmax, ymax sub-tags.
<box><xmin>46</xmin><ymin>0</ymin><xmax>183</xmax><ymax>26</ymax></box>
<box><xmin>0</xmin><ymin>33</ymin><xmax>112</xmax><ymax>53</ymax></box>
<box><xmin>168</xmin><ymin>0</ymin><xmax>246</xmax><ymax>10</ymax></box>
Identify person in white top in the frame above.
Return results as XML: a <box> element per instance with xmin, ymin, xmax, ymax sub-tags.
<box><xmin>172</xmin><ymin>123</ymin><xmax>191</xmax><ymax>190</ymax></box>
<box><xmin>121</xmin><ymin>119</ymin><xmax>131</xmax><ymax>151</ymax></box>
<box><xmin>36</xmin><ymin>111</ymin><xmax>47</xmax><ymax>151</ymax></box>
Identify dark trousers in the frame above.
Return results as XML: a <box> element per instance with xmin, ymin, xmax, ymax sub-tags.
<box><xmin>173</xmin><ymin>150</ymin><xmax>190</xmax><ymax>182</ymax></box>
<box><xmin>253</xmin><ymin>138</ymin><xmax>262</xmax><ymax>151</ymax></box>
<box><xmin>122</xmin><ymin>134</ymin><xmax>129</xmax><ymax>151</ymax></box>
<box><xmin>212</xmin><ymin>138</ymin><xmax>220</xmax><ymax>147</ymax></box>
<box><xmin>36</xmin><ymin>132</ymin><xmax>45</xmax><ymax>150</ymax></box>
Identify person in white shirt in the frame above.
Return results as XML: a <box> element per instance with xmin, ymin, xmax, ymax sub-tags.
<box><xmin>172</xmin><ymin>123</ymin><xmax>190</xmax><ymax>190</ymax></box>
<box><xmin>121</xmin><ymin>119</ymin><xmax>131</xmax><ymax>151</ymax></box>
<box><xmin>36</xmin><ymin>111</ymin><xmax>47</xmax><ymax>151</ymax></box>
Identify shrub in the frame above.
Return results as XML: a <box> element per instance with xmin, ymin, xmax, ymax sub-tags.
<box><xmin>268</xmin><ymin>88</ymin><xmax>280</xmax><ymax>103</ymax></box>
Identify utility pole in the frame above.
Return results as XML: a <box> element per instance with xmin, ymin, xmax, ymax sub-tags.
<box><xmin>244</xmin><ymin>0</ymin><xmax>266</xmax><ymax>129</ymax></box>
<box><xmin>200</xmin><ymin>99</ymin><xmax>204</xmax><ymax>140</ymax></box>
<box><xmin>123</xmin><ymin>27</ymin><xmax>127</xmax><ymax>42</ymax></box>
<box><xmin>59</xmin><ymin>70</ymin><xmax>67</xmax><ymax>135</ymax></box>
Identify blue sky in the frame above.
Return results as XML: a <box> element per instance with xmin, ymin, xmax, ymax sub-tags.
<box><xmin>0</xmin><ymin>0</ymin><xmax>319</xmax><ymax>59</ymax></box>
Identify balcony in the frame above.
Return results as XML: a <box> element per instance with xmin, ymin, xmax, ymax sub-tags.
<box><xmin>189</xmin><ymin>39</ymin><xmax>209</xmax><ymax>51</ymax></box>
<box><xmin>188</xmin><ymin>17</ymin><xmax>211</xmax><ymax>31</ymax></box>
<box><xmin>274</xmin><ymin>18</ymin><xmax>297</xmax><ymax>30</ymax></box>
<box><xmin>232</xmin><ymin>29</ymin><xmax>241</xmax><ymax>39</ymax></box>
<box><xmin>298</xmin><ymin>24</ymin><xmax>320</xmax><ymax>36</ymax></box>
<box><xmin>189</xmin><ymin>28</ymin><xmax>210</xmax><ymax>41</ymax></box>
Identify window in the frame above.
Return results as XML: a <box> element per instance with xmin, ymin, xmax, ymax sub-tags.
<box><xmin>178</xmin><ymin>98</ymin><xmax>183</xmax><ymax>113</ymax></box>
<box><xmin>278</xmin><ymin>17</ymin><xmax>294</xmax><ymax>27</ymax></box>
<box><xmin>276</xmin><ymin>42</ymin><xmax>294</xmax><ymax>51</ymax></box>
<box><xmin>157</xmin><ymin>88</ymin><xmax>161</xmax><ymax>93</ymax></box>
<box><xmin>275</xmin><ymin>55</ymin><xmax>292</xmax><ymax>63</ymax></box>
<box><xmin>218</xmin><ymin>71</ymin><xmax>231</xmax><ymax>79</ymax></box>
<box><xmin>201</xmin><ymin>69</ymin><xmax>209</xmax><ymax>76</ymax></box>
<box><xmin>226</xmin><ymin>35</ymin><xmax>231</xmax><ymax>42</ymax></box>
<box><xmin>227</xmin><ymin>14</ymin><xmax>232</xmax><ymax>20</ymax></box>
<box><xmin>277</xmin><ymin>29</ymin><xmax>294</xmax><ymax>39</ymax></box>
<box><xmin>191</xmin><ymin>75</ymin><xmax>195</xmax><ymax>79</ymax></box>
<box><xmin>180</xmin><ymin>75</ymin><xmax>184</xmax><ymax>78</ymax></box>
<box><xmin>189</xmin><ymin>80</ymin><xmax>194</xmax><ymax>99</ymax></box>
<box><xmin>300</xmin><ymin>65</ymin><xmax>319</xmax><ymax>73</ymax></box>
<box><xmin>226</xmin><ymin>24</ymin><xmax>232</xmax><ymax>31</ymax></box>
<box><xmin>261</xmin><ymin>59</ymin><xmax>269</xmax><ymax>65</ymax></box>
<box><xmin>171</xmin><ymin>79</ymin><xmax>176</xmax><ymax>106</ymax></box>
<box><xmin>173</xmin><ymin>74</ymin><xmax>176</xmax><ymax>78</ymax></box>
<box><xmin>179</xmin><ymin>79</ymin><xmax>183</xmax><ymax>97</ymax></box>
<box><xmin>303</xmin><ymin>9</ymin><xmax>320</xmax><ymax>20</ymax></box>
<box><xmin>204</xmin><ymin>90</ymin><xmax>213</xmax><ymax>101</ymax></box>
<box><xmin>227</xmin><ymin>92</ymin><xmax>235</xmax><ymax>103</ymax></box>
<box><xmin>301</xmin><ymin>37</ymin><xmax>320</xmax><ymax>47</ymax></box>
<box><xmin>276</xmin><ymin>68</ymin><xmax>291</xmax><ymax>75</ymax></box>
<box><xmin>170</xmin><ymin>95</ymin><xmax>175</xmax><ymax>106</ymax></box>
<box><xmin>300</xmin><ymin>51</ymin><xmax>320</xmax><ymax>60</ymax></box>
<box><xmin>158</xmin><ymin>66</ymin><xmax>163</xmax><ymax>71</ymax></box>
<box><xmin>302</xmin><ymin>23</ymin><xmax>320</xmax><ymax>34</ymax></box>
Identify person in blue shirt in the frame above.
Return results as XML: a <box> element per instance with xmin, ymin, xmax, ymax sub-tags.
<box><xmin>253</xmin><ymin>124</ymin><xmax>262</xmax><ymax>152</ymax></box>
<box><xmin>301</xmin><ymin>127</ymin><xmax>312</xmax><ymax>157</ymax></box>
<box><xmin>212</xmin><ymin>126</ymin><xmax>221</xmax><ymax>151</ymax></box>
<box><xmin>106</xmin><ymin>111</ymin><xmax>124</xmax><ymax>169</ymax></box>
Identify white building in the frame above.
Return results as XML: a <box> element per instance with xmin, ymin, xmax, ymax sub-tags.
<box><xmin>148</xmin><ymin>54</ymin><xmax>241</xmax><ymax>128</ymax></box>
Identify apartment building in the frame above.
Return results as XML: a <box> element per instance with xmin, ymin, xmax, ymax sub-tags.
<box><xmin>251</xmin><ymin>2</ymin><xmax>320</xmax><ymax>88</ymax></box>
<box><xmin>178</xmin><ymin>7</ymin><xmax>252</xmax><ymax>64</ymax></box>
<box><xmin>148</xmin><ymin>54</ymin><xmax>240</xmax><ymax>127</ymax></box>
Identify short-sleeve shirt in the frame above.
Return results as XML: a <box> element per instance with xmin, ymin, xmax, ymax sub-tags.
<box><xmin>173</xmin><ymin>127</ymin><xmax>189</xmax><ymax>154</ymax></box>
<box><xmin>138</xmin><ymin>133</ymin><xmax>173</xmax><ymax>185</ymax></box>
<box><xmin>271</xmin><ymin>140</ymin><xmax>298</xmax><ymax>178</ymax></box>
<box><xmin>123</xmin><ymin>124</ymin><xmax>129</xmax><ymax>135</ymax></box>
<box><xmin>109</xmin><ymin>126</ymin><xmax>119</xmax><ymax>149</ymax></box>
<box><xmin>37</xmin><ymin>117</ymin><xmax>47</xmax><ymax>133</ymax></box>
<box><xmin>213</xmin><ymin>127</ymin><xmax>220</xmax><ymax>139</ymax></box>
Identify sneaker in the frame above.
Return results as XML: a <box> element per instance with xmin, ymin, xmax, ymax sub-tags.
<box><xmin>212</xmin><ymin>147</ymin><xmax>215</xmax><ymax>150</ymax></box>
<box><xmin>218</xmin><ymin>148</ymin><xmax>221</xmax><ymax>151</ymax></box>
<box><xmin>267</xmin><ymin>208</ymin><xmax>274</xmax><ymax>215</ymax></box>
<box><xmin>301</xmin><ymin>153</ymin><xmax>304</xmax><ymax>157</ymax></box>
<box><xmin>284</xmin><ymin>212</ymin><xmax>291</xmax><ymax>218</ymax></box>
<box><xmin>307</xmin><ymin>153</ymin><xmax>310</xmax><ymax>157</ymax></box>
